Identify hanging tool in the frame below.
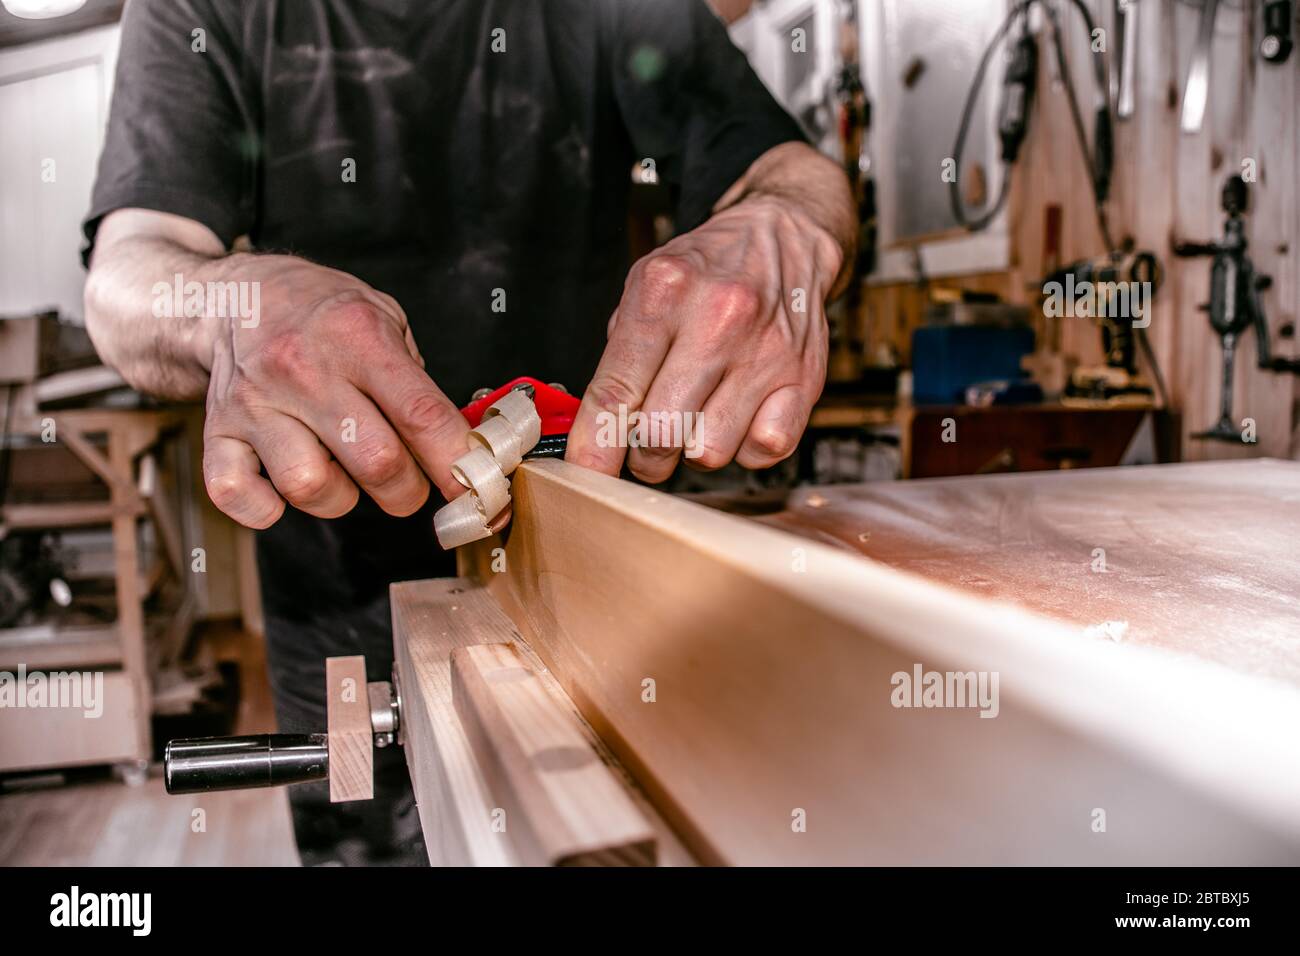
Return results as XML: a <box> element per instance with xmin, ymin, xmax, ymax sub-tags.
<box><xmin>950</xmin><ymin>0</ymin><xmax>1113</xmax><ymax>239</ymax></box>
<box><xmin>1114</xmin><ymin>0</ymin><xmax>1139</xmax><ymax>120</ymax></box>
<box><xmin>1261</xmin><ymin>0</ymin><xmax>1294</xmax><ymax>62</ymax></box>
<box><xmin>1043</xmin><ymin>248</ymin><xmax>1162</xmax><ymax>401</ymax></box>
<box><xmin>1180</xmin><ymin>0</ymin><xmax>1219</xmax><ymax>133</ymax></box>
<box><xmin>1174</xmin><ymin>175</ymin><xmax>1300</xmax><ymax>441</ymax></box>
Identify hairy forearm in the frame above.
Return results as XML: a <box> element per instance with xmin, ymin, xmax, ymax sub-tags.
<box><xmin>82</xmin><ymin>235</ymin><xmax>240</xmax><ymax>401</ymax></box>
<box><xmin>714</xmin><ymin>141</ymin><xmax>857</xmax><ymax>298</ymax></box>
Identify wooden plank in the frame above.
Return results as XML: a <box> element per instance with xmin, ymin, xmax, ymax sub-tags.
<box><xmin>324</xmin><ymin>656</ymin><xmax>372</xmax><ymax>802</ymax></box>
<box><xmin>390</xmin><ymin>578</ymin><xmax>693</xmax><ymax>866</ymax></box>
<box><xmin>0</xmin><ymin>623</ymin><xmax>121</xmax><ymax>671</ymax></box>
<box><xmin>0</xmin><ymin>670</ymin><xmax>140</xmax><ymax>772</ymax></box>
<box><xmin>466</xmin><ymin>460</ymin><xmax>1300</xmax><ymax>864</ymax></box>
<box><xmin>0</xmin><ymin>501</ymin><xmax>126</xmax><ymax>529</ymax></box>
<box><xmin>50</xmin><ymin>421</ymin><xmax>137</xmax><ymax>504</ymax></box>
<box><xmin>108</xmin><ymin>426</ymin><xmax>151</xmax><ymax>765</ymax></box>
<box><xmin>745</xmin><ymin>459</ymin><xmax>1300</xmax><ymax>687</ymax></box>
<box><xmin>451</xmin><ymin>642</ymin><xmax>656</xmax><ymax>866</ymax></box>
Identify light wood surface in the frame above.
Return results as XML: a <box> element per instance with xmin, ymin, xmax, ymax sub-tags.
<box><xmin>0</xmin><ymin>775</ymin><xmax>296</xmax><ymax>867</ymax></box>
<box><xmin>452</xmin><ymin>642</ymin><xmax>656</xmax><ymax>866</ymax></box>
<box><xmin>1</xmin><ymin>621</ymin><xmax>296</xmax><ymax>866</ymax></box>
<box><xmin>753</xmin><ymin>459</ymin><xmax>1300</xmax><ymax>687</ymax></box>
<box><xmin>1</xmin><ymin>407</ymin><xmax>187</xmax><ymax>773</ymax></box>
<box><xmin>0</xmin><ymin>670</ymin><xmax>139</xmax><ymax>771</ymax></box>
<box><xmin>390</xmin><ymin>578</ymin><xmax>693</xmax><ymax>866</ymax></box>
<box><xmin>462</xmin><ymin>459</ymin><xmax>1300</xmax><ymax>864</ymax></box>
<box><xmin>325</xmin><ymin>656</ymin><xmax>373</xmax><ymax>803</ymax></box>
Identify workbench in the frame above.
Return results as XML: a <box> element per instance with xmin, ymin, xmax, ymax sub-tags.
<box><xmin>0</xmin><ymin>407</ymin><xmax>189</xmax><ymax>777</ymax></box>
<box><xmin>390</xmin><ymin>458</ymin><xmax>1300</xmax><ymax>865</ymax></box>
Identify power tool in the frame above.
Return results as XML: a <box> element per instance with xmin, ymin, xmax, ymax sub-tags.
<box><xmin>1041</xmin><ymin>248</ymin><xmax>1161</xmax><ymax>402</ymax></box>
<box><xmin>1174</xmin><ymin>175</ymin><xmax>1300</xmax><ymax>441</ymax></box>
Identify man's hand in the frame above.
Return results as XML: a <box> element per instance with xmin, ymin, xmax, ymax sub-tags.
<box><xmin>198</xmin><ymin>256</ymin><xmax>471</xmax><ymax>529</ymax></box>
<box><xmin>85</xmin><ymin>209</ymin><xmax>471</xmax><ymax>530</ymax></box>
<box><xmin>566</xmin><ymin>142</ymin><xmax>853</xmax><ymax>481</ymax></box>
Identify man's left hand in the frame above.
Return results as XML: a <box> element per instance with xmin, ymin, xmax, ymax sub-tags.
<box><xmin>566</xmin><ymin>182</ymin><xmax>848</xmax><ymax>482</ymax></box>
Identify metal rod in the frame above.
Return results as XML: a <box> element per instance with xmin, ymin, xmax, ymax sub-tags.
<box><xmin>164</xmin><ymin>734</ymin><xmax>328</xmax><ymax>794</ymax></box>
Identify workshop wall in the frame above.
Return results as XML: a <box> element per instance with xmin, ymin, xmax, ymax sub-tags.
<box><xmin>863</xmin><ymin>0</ymin><xmax>1300</xmax><ymax>462</ymax></box>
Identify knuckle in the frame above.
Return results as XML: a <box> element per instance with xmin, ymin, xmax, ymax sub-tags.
<box><xmin>634</xmin><ymin>255</ymin><xmax>693</xmax><ymax>313</ymax></box>
<box><xmin>274</xmin><ymin>460</ymin><xmax>334</xmax><ymax>503</ymax></box>
<box><xmin>204</xmin><ymin>470</ymin><xmax>249</xmax><ymax>513</ymax></box>
<box><xmin>628</xmin><ymin>453</ymin><xmax>675</xmax><ymax>485</ymax></box>
<box><xmin>402</xmin><ymin>389</ymin><xmax>459</xmax><ymax>438</ymax></box>
<box><xmin>255</xmin><ymin>332</ymin><xmax>313</xmax><ymax>382</ymax></box>
<box><xmin>585</xmin><ymin>374</ymin><xmax>639</xmax><ymax>412</ymax></box>
<box><xmin>747</xmin><ymin>425</ymin><xmax>797</xmax><ymax>462</ymax></box>
<box><xmin>352</xmin><ymin>438</ymin><xmax>408</xmax><ymax>487</ymax></box>
<box><xmin>688</xmin><ymin>442</ymin><xmax>731</xmax><ymax>471</ymax></box>
<box><xmin>328</xmin><ymin>300</ymin><xmax>385</xmax><ymax>336</ymax></box>
<box><xmin>633</xmin><ymin>440</ymin><xmax>677</xmax><ymax>462</ymax></box>
<box><xmin>709</xmin><ymin>281</ymin><xmax>762</xmax><ymax>328</ymax></box>
<box><xmin>222</xmin><ymin>377</ymin><xmax>264</xmax><ymax>414</ymax></box>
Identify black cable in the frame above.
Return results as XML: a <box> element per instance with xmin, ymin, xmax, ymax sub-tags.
<box><xmin>949</xmin><ymin>0</ymin><xmax>1171</xmax><ymax>408</ymax></box>
<box><xmin>948</xmin><ymin>1</ymin><xmax>1032</xmax><ymax>230</ymax></box>
<box><xmin>1045</xmin><ymin>0</ymin><xmax>1115</xmax><ymax>250</ymax></box>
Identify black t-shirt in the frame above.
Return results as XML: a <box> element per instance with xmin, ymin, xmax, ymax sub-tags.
<box><xmin>82</xmin><ymin>0</ymin><xmax>803</xmax><ymax>622</ymax></box>
<box><xmin>84</xmin><ymin>0</ymin><xmax>803</xmax><ymax>404</ymax></box>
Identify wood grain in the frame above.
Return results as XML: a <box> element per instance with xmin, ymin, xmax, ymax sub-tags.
<box><xmin>752</xmin><ymin>459</ymin><xmax>1300</xmax><ymax>687</ymax></box>
<box><xmin>325</xmin><ymin>656</ymin><xmax>372</xmax><ymax>803</ymax></box>
<box><xmin>451</xmin><ymin>642</ymin><xmax>656</xmax><ymax>866</ymax></box>
<box><xmin>390</xmin><ymin>578</ymin><xmax>693</xmax><ymax>866</ymax></box>
<box><xmin>0</xmin><ymin>776</ymin><xmax>296</xmax><ymax>867</ymax></box>
<box><xmin>467</xmin><ymin>460</ymin><xmax>1300</xmax><ymax>864</ymax></box>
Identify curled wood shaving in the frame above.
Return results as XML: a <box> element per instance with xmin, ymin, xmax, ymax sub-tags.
<box><xmin>434</xmin><ymin>390</ymin><xmax>542</xmax><ymax>549</ymax></box>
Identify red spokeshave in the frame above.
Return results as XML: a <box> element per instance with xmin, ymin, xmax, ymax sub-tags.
<box><xmin>458</xmin><ymin>377</ymin><xmax>579</xmax><ymax>459</ymax></box>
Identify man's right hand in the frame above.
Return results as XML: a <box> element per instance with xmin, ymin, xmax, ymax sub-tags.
<box><xmin>197</xmin><ymin>256</ymin><xmax>471</xmax><ymax>529</ymax></box>
<box><xmin>85</xmin><ymin>210</ymin><xmax>471</xmax><ymax>530</ymax></box>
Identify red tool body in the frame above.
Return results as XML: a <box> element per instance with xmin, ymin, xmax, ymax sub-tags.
<box><xmin>459</xmin><ymin>377</ymin><xmax>579</xmax><ymax>458</ymax></box>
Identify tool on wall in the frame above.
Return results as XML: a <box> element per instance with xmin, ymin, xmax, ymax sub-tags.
<box><xmin>433</xmin><ymin>378</ymin><xmax>578</xmax><ymax>549</ymax></box>
<box><xmin>949</xmin><ymin>0</ymin><xmax>1114</xmax><ymax>240</ymax></box>
<box><xmin>835</xmin><ymin>0</ymin><xmax>876</xmax><ymax>280</ymax></box>
<box><xmin>1180</xmin><ymin>0</ymin><xmax>1220</xmax><ymax>133</ymax></box>
<box><xmin>1261</xmin><ymin>0</ymin><xmax>1294</xmax><ymax>62</ymax></box>
<box><xmin>1113</xmin><ymin>0</ymin><xmax>1138</xmax><ymax>120</ymax></box>
<box><xmin>1042</xmin><ymin>247</ymin><xmax>1163</xmax><ymax>401</ymax></box>
<box><xmin>1174</xmin><ymin>175</ymin><xmax>1300</xmax><ymax>441</ymax></box>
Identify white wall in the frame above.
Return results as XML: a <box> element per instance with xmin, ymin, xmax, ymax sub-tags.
<box><xmin>0</xmin><ymin>24</ymin><xmax>120</xmax><ymax>322</ymax></box>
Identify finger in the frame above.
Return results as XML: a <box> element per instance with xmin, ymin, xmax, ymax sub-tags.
<box><xmin>202</xmin><ymin>433</ymin><xmax>285</xmax><ymax>529</ymax></box>
<box><xmin>735</xmin><ymin>384</ymin><xmax>811</xmax><ymax>470</ymax></box>
<box><xmin>488</xmin><ymin>503</ymin><xmax>513</xmax><ymax>534</ymax></box>
<box><xmin>300</xmin><ymin>386</ymin><xmax>430</xmax><ymax>517</ymax></box>
<box><xmin>358</xmin><ymin>355</ymin><xmax>471</xmax><ymax>501</ymax></box>
<box><xmin>568</xmin><ymin>259</ymin><xmax>700</xmax><ymax>474</ymax></box>
<box><xmin>566</xmin><ymin>325</ymin><xmax>670</xmax><ymax>476</ymax></box>
<box><xmin>626</xmin><ymin>343</ymin><xmax>725</xmax><ymax>484</ymax></box>
<box><xmin>688</xmin><ymin>373</ymin><xmax>762</xmax><ymax>471</ymax></box>
<box><xmin>248</xmin><ymin>414</ymin><xmax>360</xmax><ymax>518</ymax></box>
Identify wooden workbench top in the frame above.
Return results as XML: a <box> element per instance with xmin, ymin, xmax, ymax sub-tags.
<box><xmin>740</xmin><ymin>460</ymin><xmax>1300</xmax><ymax>687</ymax></box>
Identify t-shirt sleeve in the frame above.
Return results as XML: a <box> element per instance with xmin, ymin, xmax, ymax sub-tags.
<box><xmin>81</xmin><ymin>0</ymin><xmax>254</xmax><ymax>266</ymax></box>
<box><xmin>607</xmin><ymin>0</ymin><xmax>808</xmax><ymax>232</ymax></box>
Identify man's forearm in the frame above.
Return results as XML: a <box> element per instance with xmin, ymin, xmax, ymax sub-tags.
<box><xmin>84</xmin><ymin>208</ymin><xmax>240</xmax><ymax>401</ymax></box>
<box><xmin>83</xmin><ymin>234</ymin><xmax>235</xmax><ymax>401</ymax></box>
<box><xmin>714</xmin><ymin>141</ymin><xmax>857</xmax><ymax>298</ymax></box>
